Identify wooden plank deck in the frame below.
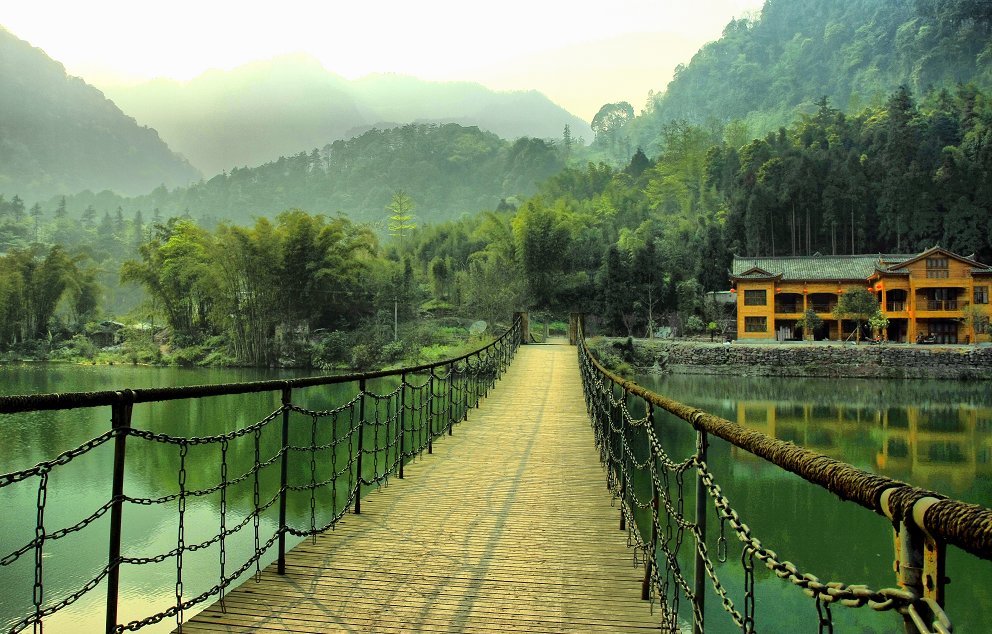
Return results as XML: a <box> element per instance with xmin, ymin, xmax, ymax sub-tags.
<box><xmin>178</xmin><ymin>341</ymin><xmax>659</xmax><ymax>633</ymax></box>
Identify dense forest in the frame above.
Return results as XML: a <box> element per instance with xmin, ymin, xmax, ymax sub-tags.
<box><xmin>626</xmin><ymin>0</ymin><xmax>992</xmax><ymax>154</ymax></box>
<box><xmin>25</xmin><ymin>123</ymin><xmax>569</xmax><ymax>228</ymax></box>
<box><xmin>1</xmin><ymin>0</ymin><xmax>991</xmax><ymax>367</ymax></box>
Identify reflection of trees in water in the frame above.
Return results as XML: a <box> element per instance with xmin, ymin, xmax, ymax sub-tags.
<box><xmin>639</xmin><ymin>373</ymin><xmax>992</xmax><ymax>410</ymax></box>
<box><xmin>624</xmin><ymin>372</ymin><xmax>992</xmax><ymax>634</ymax></box>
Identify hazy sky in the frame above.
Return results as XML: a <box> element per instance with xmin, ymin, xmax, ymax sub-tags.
<box><xmin>4</xmin><ymin>0</ymin><xmax>765</xmax><ymax>121</ymax></box>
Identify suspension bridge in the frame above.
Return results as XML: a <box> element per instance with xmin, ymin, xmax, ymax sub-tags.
<box><xmin>2</xmin><ymin>316</ymin><xmax>991</xmax><ymax>634</ymax></box>
<box><xmin>181</xmin><ymin>341</ymin><xmax>656</xmax><ymax>633</ymax></box>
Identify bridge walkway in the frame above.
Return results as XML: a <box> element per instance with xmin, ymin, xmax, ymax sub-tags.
<box><xmin>178</xmin><ymin>341</ymin><xmax>658</xmax><ymax>633</ymax></box>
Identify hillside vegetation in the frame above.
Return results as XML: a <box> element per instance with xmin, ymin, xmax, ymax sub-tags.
<box><xmin>102</xmin><ymin>56</ymin><xmax>589</xmax><ymax>175</ymax></box>
<box><xmin>0</xmin><ymin>27</ymin><xmax>200</xmax><ymax>201</ymax></box>
<box><xmin>2</xmin><ymin>0</ymin><xmax>992</xmax><ymax>368</ymax></box>
<box><xmin>626</xmin><ymin>0</ymin><xmax>992</xmax><ymax>153</ymax></box>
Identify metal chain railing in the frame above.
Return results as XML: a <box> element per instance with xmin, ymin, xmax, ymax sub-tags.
<box><xmin>578</xmin><ymin>325</ymin><xmax>990</xmax><ymax>634</ymax></box>
<box><xmin>0</xmin><ymin>318</ymin><xmax>520</xmax><ymax>634</ymax></box>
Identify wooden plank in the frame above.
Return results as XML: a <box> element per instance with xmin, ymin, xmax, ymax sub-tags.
<box><xmin>177</xmin><ymin>343</ymin><xmax>659</xmax><ymax>633</ymax></box>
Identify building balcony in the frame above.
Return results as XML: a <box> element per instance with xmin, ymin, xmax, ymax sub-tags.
<box><xmin>810</xmin><ymin>303</ymin><xmax>836</xmax><ymax>313</ymax></box>
<box><xmin>774</xmin><ymin>302</ymin><xmax>803</xmax><ymax>314</ymax></box>
<box><xmin>924</xmin><ymin>300</ymin><xmax>966</xmax><ymax>311</ymax></box>
<box><xmin>886</xmin><ymin>301</ymin><xmax>907</xmax><ymax>312</ymax></box>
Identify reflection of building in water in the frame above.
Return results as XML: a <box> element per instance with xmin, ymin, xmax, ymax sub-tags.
<box><xmin>875</xmin><ymin>407</ymin><xmax>992</xmax><ymax>491</ymax></box>
<box><xmin>733</xmin><ymin>401</ymin><xmax>992</xmax><ymax>490</ymax></box>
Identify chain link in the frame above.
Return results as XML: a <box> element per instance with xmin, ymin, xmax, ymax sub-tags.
<box><xmin>2</xmin><ymin>325</ymin><xmax>524</xmax><ymax>633</ymax></box>
<box><xmin>577</xmin><ymin>334</ymin><xmax>958</xmax><ymax>634</ymax></box>
<box><xmin>176</xmin><ymin>442</ymin><xmax>187</xmax><ymax>632</ymax></box>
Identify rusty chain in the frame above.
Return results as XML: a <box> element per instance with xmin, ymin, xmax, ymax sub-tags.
<box><xmin>578</xmin><ymin>332</ymin><xmax>958</xmax><ymax>634</ymax></box>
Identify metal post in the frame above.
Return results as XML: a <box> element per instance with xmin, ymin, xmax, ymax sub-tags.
<box><xmin>693</xmin><ymin>430</ymin><xmax>709</xmax><ymax>634</ymax></box>
<box><xmin>277</xmin><ymin>386</ymin><xmax>291</xmax><ymax>575</ymax></box>
<box><xmin>354</xmin><ymin>379</ymin><xmax>366</xmax><ymax>514</ymax></box>
<box><xmin>427</xmin><ymin>373</ymin><xmax>434</xmax><ymax>455</ymax></box>
<box><xmin>399</xmin><ymin>372</ymin><xmax>406</xmax><ymax>479</ymax></box>
<box><xmin>883</xmin><ymin>492</ymin><xmax>949</xmax><ymax>634</ymax></box>
<box><xmin>643</xmin><ymin>486</ymin><xmax>658</xmax><ymax>601</ymax></box>
<box><xmin>106</xmin><ymin>391</ymin><xmax>133</xmax><ymax>634</ymax></box>
<box><xmin>447</xmin><ymin>363</ymin><xmax>455</xmax><ymax>435</ymax></box>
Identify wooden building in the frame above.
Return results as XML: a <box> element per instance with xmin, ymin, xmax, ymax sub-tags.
<box><xmin>730</xmin><ymin>247</ymin><xmax>992</xmax><ymax>343</ymax></box>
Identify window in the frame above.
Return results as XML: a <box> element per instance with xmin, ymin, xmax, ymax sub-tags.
<box><xmin>744</xmin><ymin>289</ymin><xmax>767</xmax><ymax>306</ymax></box>
<box><xmin>975</xmin><ymin>286</ymin><xmax>989</xmax><ymax>305</ymax></box>
<box><xmin>744</xmin><ymin>316</ymin><xmax>767</xmax><ymax>332</ymax></box>
<box><xmin>926</xmin><ymin>257</ymin><xmax>949</xmax><ymax>278</ymax></box>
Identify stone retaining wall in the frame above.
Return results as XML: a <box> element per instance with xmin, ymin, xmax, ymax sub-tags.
<box><xmin>616</xmin><ymin>340</ymin><xmax>992</xmax><ymax>380</ymax></box>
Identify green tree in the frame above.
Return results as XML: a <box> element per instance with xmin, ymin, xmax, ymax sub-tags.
<box><xmin>832</xmin><ymin>288</ymin><xmax>879</xmax><ymax>342</ymax></box>
<box><xmin>591</xmin><ymin>101</ymin><xmax>635</xmax><ymax>158</ymax></box>
<box><xmin>386</xmin><ymin>190</ymin><xmax>416</xmax><ymax>248</ymax></box>
<box><xmin>796</xmin><ymin>308</ymin><xmax>824</xmax><ymax>340</ymax></box>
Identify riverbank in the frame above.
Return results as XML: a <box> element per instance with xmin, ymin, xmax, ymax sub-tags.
<box><xmin>589</xmin><ymin>337</ymin><xmax>992</xmax><ymax>380</ymax></box>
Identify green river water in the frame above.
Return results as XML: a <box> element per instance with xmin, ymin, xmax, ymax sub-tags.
<box><xmin>633</xmin><ymin>372</ymin><xmax>992</xmax><ymax>633</ymax></box>
<box><xmin>1</xmin><ymin>364</ymin><xmax>990</xmax><ymax>633</ymax></box>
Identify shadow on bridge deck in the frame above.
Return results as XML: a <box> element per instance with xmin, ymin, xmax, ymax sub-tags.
<box><xmin>178</xmin><ymin>344</ymin><xmax>658</xmax><ymax>633</ymax></box>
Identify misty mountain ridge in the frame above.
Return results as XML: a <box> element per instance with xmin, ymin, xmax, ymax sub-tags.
<box><xmin>0</xmin><ymin>26</ymin><xmax>200</xmax><ymax>201</ymax></box>
<box><xmin>102</xmin><ymin>55</ymin><xmax>589</xmax><ymax>176</ymax></box>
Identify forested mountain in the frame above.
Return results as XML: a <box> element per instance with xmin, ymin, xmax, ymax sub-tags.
<box><xmin>56</xmin><ymin>123</ymin><xmax>567</xmax><ymax>226</ymax></box>
<box><xmin>102</xmin><ymin>55</ymin><xmax>588</xmax><ymax>175</ymax></box>
<box><xmin>0</xmin><ymin>27</ymin><xmax>200</xmax><ymax>201</ymax></box>
<box><xmin>626</xmin><ymin>0</ymin><xmax>992</xmax><ymax>153</ymax></box>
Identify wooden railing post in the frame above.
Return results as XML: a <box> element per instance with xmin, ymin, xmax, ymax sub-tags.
<box><xmin>515</xmin><ymin>312</ymin><xmax>529</xmax><ymax>344</ymax></box>
<box><xmin>106</xmin><ymin>391</ymin><xmax>133</xmax><ymax>634</ymax></box>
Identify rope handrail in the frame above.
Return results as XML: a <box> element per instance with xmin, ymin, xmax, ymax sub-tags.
<box><xmin>579</xmin><ymin>332</ymin><xmax>992</xmax><ymax>561</ymax></box>
<box><xmin>576</xmin><ymin>320</ymin><xmax>988</xmax><ymax>634</ymax></box>
<box><xmin>0</xmin><ymin>317</ymin><xmax>522</xmax><ymax>634</ymax></box>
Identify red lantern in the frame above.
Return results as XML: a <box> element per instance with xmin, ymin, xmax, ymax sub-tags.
<box><xmin>729</xmin><ymin>288</ymin><xmax>736</xmax><ymax>293</ymax></box>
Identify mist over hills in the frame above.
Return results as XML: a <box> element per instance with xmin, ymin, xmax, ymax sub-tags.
<box><xmin>102</xmin><ymin>55</ymin><xmax>589</xmax><ymax>176</ymax></box>
<box><xmin>0</xmin><ymin>27</ymin><xmax>200</xmax><ymax>201</ymax></box>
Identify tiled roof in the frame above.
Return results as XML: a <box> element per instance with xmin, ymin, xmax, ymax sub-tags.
<box><xmin>731</xmin><ymin>254</ymin><xmax>916</xmax><ymax>281</ymax></box>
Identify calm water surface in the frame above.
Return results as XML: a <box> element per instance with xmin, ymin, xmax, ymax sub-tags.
<box><xmin>2</xmin><ymin>365</ymin><xmax>990</xmax><ymax>633</ymax></box>
<box><xmin>0</xmin><ymin>363</ymin><xmax>385</xmax><ymax>634</ymax></box>
<box><xmin>634</xmin><ymin>372</ymin><xmax>992</xmax><ymax>633</ymax></box>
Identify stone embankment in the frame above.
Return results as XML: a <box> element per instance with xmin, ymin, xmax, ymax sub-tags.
<box><xmin>596</xmin><ymin>338</ymin><xmax>992</xmax><ymax>380</ymax></box>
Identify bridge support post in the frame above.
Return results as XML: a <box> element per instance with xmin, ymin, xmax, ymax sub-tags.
<box><xmin>427</xmin><ymin>372</ymin><xmax>435</xmax><ymax>455</ymax></box>
<box><xmin>278</xmin><ymin>386</ymin><xmax>291</xmax><ymax>575</ymax></box>
<box><xmin>569</xmin><ymin>313</ymin><xmax>582</xmax><ymax>345</ymax></box>
<box><xmin>355</xmin><ymin>379</ymin><xmax>367</xmax><ymax>515</ymax></box>
<box><xmin>447</xmin><ymin>362</ymin><xmax>455</xmax><ymax>435</ymax></box>
<box><xmin>106</xmin><ymin>391</ymin><xmax>133</xmax><ymax>634</ymax></box>
<box><xmin>693</xmin><ymin>430</ymin><xmax>709</xmax><ymax>634</ymax></box>
<box><xmin>882</xmin><ymin>491</ymin><xmax>948</xmax><ymax>633</ymax></box>
<box><xmin>399</xmin><ymin>372</ymin><xmax>406</xmax><ymax>479</ymax></box>
<box><xmin>515</xmin><ymin>312</ymin><xmax>529</xmax><ymax>344</ymax></box>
